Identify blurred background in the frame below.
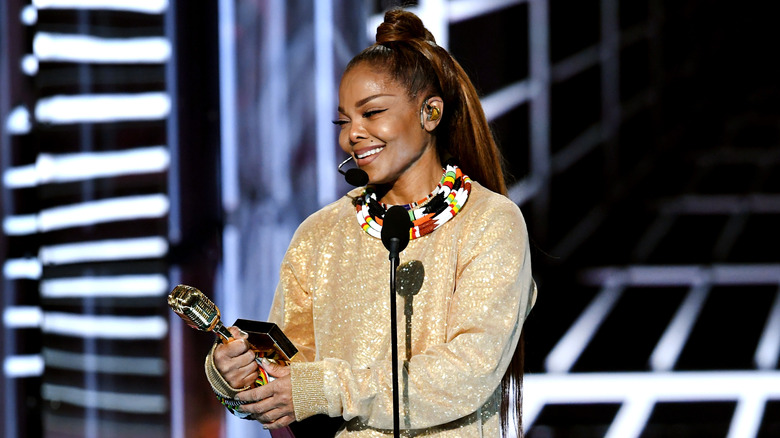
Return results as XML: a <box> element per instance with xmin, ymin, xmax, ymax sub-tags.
<box><xmin>1</xmin><ymin>0</ymin><xmax>779</xmax><ymax>437</ymax></box>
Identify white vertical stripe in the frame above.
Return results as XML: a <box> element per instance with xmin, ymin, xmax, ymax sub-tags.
<box><xmin>165</xmin><ymin>0</ymin><xmax>180</xmax><ymax>245</ymax></box>
<box><xmin>314</xmin><ymin>0</ymin><xmax>337</xmax><ymax>206</ymax></box>
<box><xmin>418</xmin><ymin>0</ymin><xmax>448</xmax><ymax>48</ymax></box>
<box><xmin>528</xmin><ymin>0</ymin><xmax>551</xmax><ymax>236</ymax></box>
<box><xmin>168</xmin><ymin>265</ymin><xmax>185</xmax><ymax>438</ymax></box>
<box><xmin>218</xmin><ymin>0</ymin><xmax>239</xmax><ymax>212</ymax></box>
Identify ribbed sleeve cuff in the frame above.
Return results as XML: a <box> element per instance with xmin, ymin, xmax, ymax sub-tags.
<box><xmin>204</xmin><ymin>343</ymin><xmax>252</xmax><ymax>399</ymax></box>
<box><xmin>290</xmin><ymin>361</ymin><xmax>329</xmax><ymax>421</ymax></box>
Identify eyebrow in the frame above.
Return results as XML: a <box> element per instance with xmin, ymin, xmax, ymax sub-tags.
<box><xmin>338</xmin><ymin>93</ymin><xmax>394</xmax><ymax>113</ymax></box>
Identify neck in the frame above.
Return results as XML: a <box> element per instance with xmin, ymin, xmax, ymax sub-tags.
<box><xmin>375</xmin><ymin>152</ymin><xmax>443</xmax><ymax>206</ymax></box>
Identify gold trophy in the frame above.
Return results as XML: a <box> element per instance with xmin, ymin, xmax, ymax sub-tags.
<box><xmin>167</xmin><ymin>284</ymin><xmax>297</xmax><ymax>365</ymax></box>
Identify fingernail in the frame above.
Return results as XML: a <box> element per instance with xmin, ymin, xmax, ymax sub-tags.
<box><xmin>238</xmin><ymin>329</ymin><xmax>248</xmax><ymax>337</ymax></box>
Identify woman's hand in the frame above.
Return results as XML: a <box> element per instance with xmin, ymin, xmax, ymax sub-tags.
<box><xmin>213</xmin><ymin>326</ymin><xmax>259</xmax><ymax>389</ymax></box>
<box><xmin>235</xmin><ymin>359</ymin><xmax>296</xmax><ymax>429</ymax></box>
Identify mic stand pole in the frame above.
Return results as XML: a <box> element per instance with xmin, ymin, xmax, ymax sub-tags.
<box><xmin>388</xmin><ymin>238</ymin><xmax>401</xmax><ymax>438</ymax></box>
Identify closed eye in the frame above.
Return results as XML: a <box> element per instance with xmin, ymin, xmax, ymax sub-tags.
<box><xmin>364</xmin><ymin>109</ymin><xmax>387</xmax><ymax>118</ymax></box>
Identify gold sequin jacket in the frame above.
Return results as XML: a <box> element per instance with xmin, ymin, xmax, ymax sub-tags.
<box><xmin>209</xmin><ymin>182</ymin><xmax>536</xmax><ymax>437</ymax></box>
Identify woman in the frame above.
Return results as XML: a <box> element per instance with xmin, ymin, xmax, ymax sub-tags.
<box><xmin>207</xmin><ymin>9</ymin><xmax>536</xmax><ymax>437</ymax></box>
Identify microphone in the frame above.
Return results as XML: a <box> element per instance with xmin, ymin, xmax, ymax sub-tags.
<box><xmin>338</xmin><ymin>156</ymin><xmax>369</xmax><ymax>187</ymax></box>
<box><xmin>168</xmin><ymin>284</ymin><xmax>233</xmax><ymax>343</ymax></box>
<box><xmin>382</xmin><ymin>205</ymin><xmax>412</xmax><ymax>260</ymax></box>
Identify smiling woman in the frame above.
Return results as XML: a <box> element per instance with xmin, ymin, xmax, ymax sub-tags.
<box><xmin>206</xmin><ymin>8</ymin><xmax>536</xmax><ymax>438</ymax></box>
<box><xmin>335</xmin><ymin>63</ymin><xmax>444</xmax><ymax>205</ymax></box>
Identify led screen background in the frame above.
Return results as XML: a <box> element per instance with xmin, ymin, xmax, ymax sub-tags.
<box><xmin>1</xmin><ymin>1</ymin><xmax>779</xmax><ymax>437</ymax></box>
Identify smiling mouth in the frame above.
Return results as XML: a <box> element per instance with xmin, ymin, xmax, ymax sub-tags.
<box><xmin>356</xmin><ymin>147</ymin><xmax>384</xmax><ymax>159</ymax></box>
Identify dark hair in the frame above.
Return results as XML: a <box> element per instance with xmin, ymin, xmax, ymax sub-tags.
<box><xmin>347</xmin><ymin>9</ymin><xmax>523</xmax><ymax>436</ymax></box>
<box><xmin>345</xmin><ymin>9</ymin><xmax>507</xmax><ymax>196</ymax></box>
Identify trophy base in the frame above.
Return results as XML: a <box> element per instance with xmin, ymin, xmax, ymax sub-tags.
<box><xmin>233</xmin><ymin>319</ymin><xmax>298</xmax><ymax>364</ymax></box>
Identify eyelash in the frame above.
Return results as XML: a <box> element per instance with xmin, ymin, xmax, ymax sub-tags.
<box><xmin>332</xmin><ymin>109</ymin><xmax>387</xmax><ymax>126</ymax></box>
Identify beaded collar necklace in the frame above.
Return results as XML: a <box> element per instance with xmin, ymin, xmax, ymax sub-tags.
<box><xmin>355</xmin><ymin>163</ymin><xmax>472</xmax><ymax>240</ymax></box>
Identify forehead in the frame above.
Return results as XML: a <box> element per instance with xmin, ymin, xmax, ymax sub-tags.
<box><xmin>339</xmin><ymin>63</ymin><xmax>407</xmax><ymax>102</ymax></box>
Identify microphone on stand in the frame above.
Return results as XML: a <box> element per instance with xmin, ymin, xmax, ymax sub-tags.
<box><xmin>338</xmin><ymin>156</ymin><xmax>369</xmax><ymax>187</ymax></box>
<box><xmin>381</xmin><ymin>206</ymin><xmax>413</xmax><ymax>438</ymax></box>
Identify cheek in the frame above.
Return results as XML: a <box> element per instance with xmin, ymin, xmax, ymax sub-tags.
<box><xmin>375</xmin><ymin>120</ymin><xmax>403</xmax><ymax>143</ymax></box>
<box><xmin>338</xmin><ymin>130</ymin><xmax>350</xmax><ymax>153</ymax></box>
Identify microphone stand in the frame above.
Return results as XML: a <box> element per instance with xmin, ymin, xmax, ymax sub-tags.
<box><xmin>382</xmin><ymin>205</ymin><xmax>411</xmax><ymax>438</ymax></box>
<box><xmin>388</xmin><ymin>237</ymin><xmax>401</xmax><ymax>438</ymax></box>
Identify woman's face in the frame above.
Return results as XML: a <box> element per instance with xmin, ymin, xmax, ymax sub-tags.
<box><xmin>335</xmin><ymin>63</ymin><xmax>440</xmax><ymax>191</ymax></box>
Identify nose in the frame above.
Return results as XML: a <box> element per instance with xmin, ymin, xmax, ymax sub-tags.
<box><xmin>348</xmin><ymin>119</ymin><xmax>367</xmax><ymax>145</ymax></box>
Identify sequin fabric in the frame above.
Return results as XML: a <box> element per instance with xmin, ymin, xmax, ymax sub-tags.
<box><xmin>270</xmin><ymin>182</ymin><xmax>536</xmax><ymax>437</ymax></box>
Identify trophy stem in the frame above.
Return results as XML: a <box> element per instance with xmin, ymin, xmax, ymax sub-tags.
<box><xmin>214</xmin><ymin>323</ymin><xmax>233</xmax><ymax>343</ymax></box>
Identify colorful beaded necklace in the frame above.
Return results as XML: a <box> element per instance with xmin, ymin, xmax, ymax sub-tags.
<box><xmin>355</xmin><ymin>163</ymin><xmax>472</xmax><ymax>239</ymax></box>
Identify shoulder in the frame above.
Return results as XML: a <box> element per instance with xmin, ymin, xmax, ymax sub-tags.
<box><xmin>452</xmin><ymin>181</ymin><xmax>529</xmax><ymax>258</ymax></box>
<box><xmin>289</xmin><ymin>188</ymin><xmax>361</xmax><ymax>245</ymax></box>
<box><xmin>461</xmin><ymin>181</ymin><xmax>526</xmax><ymax>230</ymax></box>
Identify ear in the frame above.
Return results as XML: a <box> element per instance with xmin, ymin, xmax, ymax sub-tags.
<box><xmin>422</xmin><ymin>96</ymin><xmax>444</xmax><ymax>132</ymax></box>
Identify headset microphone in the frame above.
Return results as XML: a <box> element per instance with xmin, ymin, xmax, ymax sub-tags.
<box><xmin>338</xmin><ymin>156</ymin><xmax>369</xmax><ymax>187</ymax></box>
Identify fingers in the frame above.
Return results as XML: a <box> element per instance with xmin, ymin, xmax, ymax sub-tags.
<box><xmin>259</xmin><ymin>357</ymin><xmax>291</xmax><ymax>378</ymax></box>
<box><xmin>213</xmin><ymin>329</ymin><xmax>257</xmax><ymax>388</ymax></box>
<box><xmin>227</xmin><ymin>326</ymin><xmax>248</xmax><ymax>340</ymax></box>
<box><xmin>213</xmin><ymin>326</ymin><xmax>254</xmax><ymax>377</ymax></box>
<box><xmin>233</xmin><ymin>361</ymin><xmax>260</xmax><ymax>389</ymax></box>
<box><xmin>241</xmin><ymin>398</ymin><xmax>296</xmax><ymax>428</ymax></box>
<box><xmin>217</xmin><ymin>330</ymin><xmax>251</xmax><ymax>358</ymax></box>
<box><xmin>216</xmin><ymin>359</ymin><xmax>258</xmax><ymax>389</ymax></box>
<box><xmin>258</xmin><ymin>411</ymin><xmax>295</xmax><ymax>429</ymax></box>
<box><xmin>214</xmin><ymin>347</ymin><xmax>255</xmax><ymax>374</ymax></box>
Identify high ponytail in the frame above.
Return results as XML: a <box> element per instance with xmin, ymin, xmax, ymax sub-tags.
<box><xmin>347</xmin><ymin>9</ymin><xmax>523</xmax><ymax>437</ymax></box>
